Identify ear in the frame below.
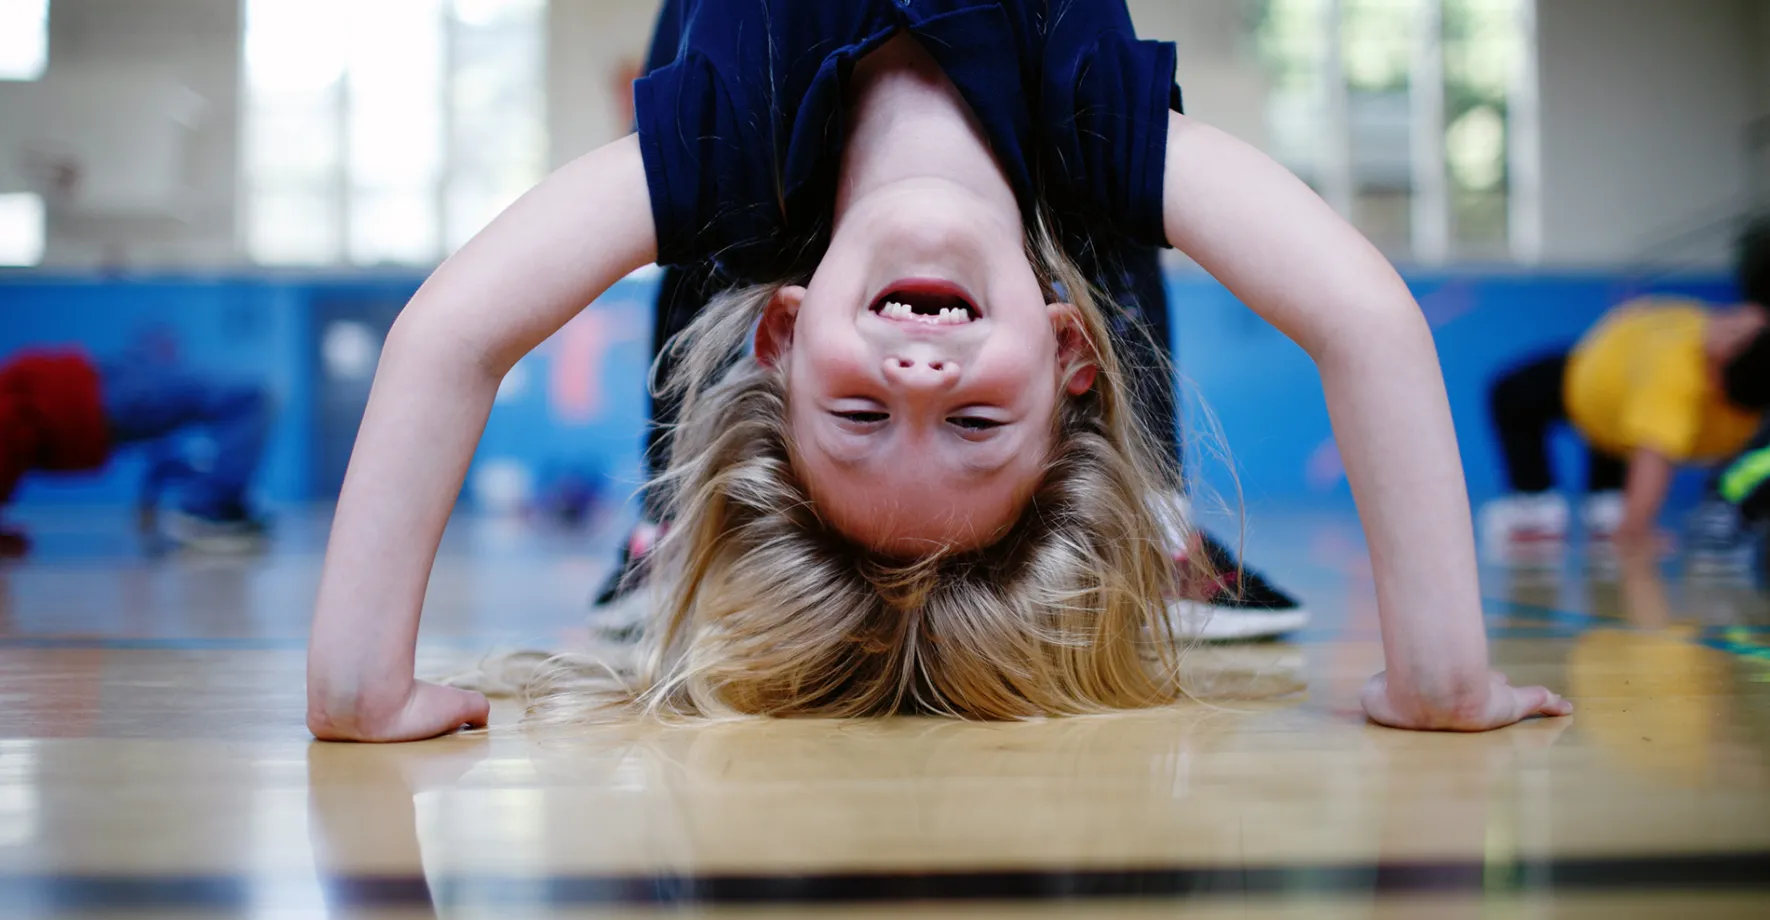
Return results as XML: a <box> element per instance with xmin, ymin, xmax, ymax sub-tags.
<box><xmin>754</xmin><ymin>285</ymin><xmax>807</xmax><ymax>369</ymax></box>
<box><xmin>1049</xmin><ymin>302</ymin><xmax>1098</xmax><ymax>396</ymax></box>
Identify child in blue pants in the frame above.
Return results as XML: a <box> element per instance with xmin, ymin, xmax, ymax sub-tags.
<box><xmin>0</xmin><ymin>347</ymin><xmax>271</xmax><ymax>556</ymax></box>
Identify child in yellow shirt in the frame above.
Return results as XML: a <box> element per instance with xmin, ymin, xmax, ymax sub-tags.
<box><xmin>1481</xmin><ymin>220</ymin><xmax>1770</xmax><ymax>558</ymax></box>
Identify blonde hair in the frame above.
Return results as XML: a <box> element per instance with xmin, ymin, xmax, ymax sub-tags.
<box><xmin>527</xmin><ymin>214</ymin><xmax>1197</xmax><ymax>722</ymax></box>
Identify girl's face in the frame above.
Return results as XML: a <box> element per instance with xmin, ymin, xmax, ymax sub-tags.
<box><xmin>757</xmin><ymin>180</ymin><xmax>1094</xmax><ymax>557</ymax></box>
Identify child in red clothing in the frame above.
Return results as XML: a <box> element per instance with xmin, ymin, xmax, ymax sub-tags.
<box><xmin>0</xmin><ymin>347</ymin><xmax>270</xmax><ymax>556</ymax></box>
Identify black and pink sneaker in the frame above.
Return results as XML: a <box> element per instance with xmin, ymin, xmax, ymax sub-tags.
<box><xmin>1168</xmin><ymin>531</ymin><xmax>1310</xmax><ymax>641</ymax></box>
<box><xmin>589</xmin><ymin>519</ymin><xmax>665</xmax><ymax>641</ymax></box>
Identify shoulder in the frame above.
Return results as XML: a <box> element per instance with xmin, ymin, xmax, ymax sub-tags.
<box><xmin>1031</xmin><ymin>0</ymin><xmax>1179</xmax><ymax>246</ymax></box>
<box><xmin>1036</xmin><ymin>0</ymin><xmax>1168</xmax><ymax>86</ymax></box>
<box><xmin>634</xmin><ymin>1</ymin><xmax>885</xmax><ymax>273</ymax></box>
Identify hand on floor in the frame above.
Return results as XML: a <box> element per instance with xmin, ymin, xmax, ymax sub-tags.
<box><xmin>1361</xmin><ymin>670</ymin><xmax>1573</xmax><ymax>732</ymax></box>
<box><xmin>307</xmin><ymin>679</ymin><xmax>490</xmax><ymax>743</ymax></box>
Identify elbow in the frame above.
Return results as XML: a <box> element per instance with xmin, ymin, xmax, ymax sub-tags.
<box><xmin>383</xmin><ymin>302</ymin><xmax>509</xmax><ymax>383</ymax></box>
<box><xmin>1309</xmin><ymin>295</ymin><xmax>1436</xmax><ymax>372</ymax></box>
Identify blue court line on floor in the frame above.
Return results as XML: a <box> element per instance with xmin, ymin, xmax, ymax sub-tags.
<box><xmin>1485</xmin><ymin>598</ymin><xmax>1609</xmax><ymax>629</ymax></box>
<box><xmin>1483</xmin><ymin>627</ymin><xmax>1606</xmax><ymax>639</ymax></box>
<box><xmin>1698</xmin><ymin>623</ymin><xmax>1770</xmax><ymax>634</ymax></box>
<box><xmin>1</xmin><ymin>852</ymin><xmax>1766</xmax><ymax>910</ymax></box>
<box><xmin>1702</xmin><ymin>630</ymin><xmax>1770</xmax><ymax>669</ymax></box>
<box><xmin>1485</xmin><ymin>597</ymin><xmax>1770</xmax><ymax>664</ymax></box>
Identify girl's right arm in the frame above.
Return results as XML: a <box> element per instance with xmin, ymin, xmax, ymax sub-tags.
<box><xmin>306</xmin><ymin>135</ymin><xmax>656</xmax><ymax>742</ymax></box>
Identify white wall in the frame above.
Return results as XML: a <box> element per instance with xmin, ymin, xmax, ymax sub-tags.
<box><xmin>4</xmin><ymin>0</ymin><xmax>1767</xmax><ymax>270</ymax></box>
<box><xmin>1129</xmin><ymin>0</ymin><xmax>1272</xmax><ymax>149</ymax></box>
<box><xmin>1751</xmin><ymin>0</ymin><xmax>1770</xmax><ymax>204</ymax></box>
<box><xmin>1536</xmin><ymin>0</ymin><xmax>1758</xmax><ymax>266</ymax></box>
<box><xmin>545</xmin><ymin>0</ymin><xmax>660</xmax><ymax>168</ymax></box>
<box><xmin>1755</xmin><ymin>0</ymin><xmax>1770</xmax><ymax>117</ymax></box>
<box><xmin>0</xmin><ymin>0</ymin><xmax>241</xmax><ymax>268</ymax></box>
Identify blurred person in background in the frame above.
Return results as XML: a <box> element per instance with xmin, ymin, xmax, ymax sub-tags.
<box><xmin>1480</xmin><ymin>218</ymin><xmax>1770</xmax><ymax>566</ymax></box>
<box><xmin>0</xmin><ymin>343</ymin><xmax>272</xmax><ymax>557</ymax></box>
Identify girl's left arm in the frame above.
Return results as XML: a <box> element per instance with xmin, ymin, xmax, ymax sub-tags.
<box><xmin>1159</xmin><ymin>112</ymin><xmax>1571</xmax><ymax>731</ymax></box>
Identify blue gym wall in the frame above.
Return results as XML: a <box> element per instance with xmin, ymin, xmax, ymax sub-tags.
<box><xmin>1169</xmin><ymin>271</ymin><xmax>1738</xmax><ymax>513</ymax></box>
<box><xmin>0</xmin><ymin>270</ymin><xmax>1739</xmax><ymax>517</ymax></box>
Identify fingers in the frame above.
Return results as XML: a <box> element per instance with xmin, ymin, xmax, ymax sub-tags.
<box><xmin>1511</xmin><ymin>685</ymin><xmax>1574</xmax><ymax>722</ymax></box>
<box><xmin>450</xmin><ymin>686</ymin><xmax>492</xmax><ymax>729</ymax></box>
<box><xmin>1359</xmin><ymin>670</ymin><xmax>1572</xmax><ymax>732</ymax></box>
<box><xmin>407</xmin><ymin>682</ymin><xmax>489</xmax><ymax>740</ymax></box>
<box><xmin>314</xmin><ymin>683</ymin><xmax>491</xmax><ymax>743</ymax></box>
<box><xmin>1536</xmin><ymin>688</ymin><xmax>1574</xmax><ymax>718</ymax></box>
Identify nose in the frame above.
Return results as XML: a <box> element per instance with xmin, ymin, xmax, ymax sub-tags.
<box><xmin>882</xmin><ymin>354</ymin><xmax>960</xmax><ymax>393</ymax></box>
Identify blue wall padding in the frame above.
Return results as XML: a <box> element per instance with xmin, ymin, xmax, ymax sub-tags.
<box><xmin>0</xmin><ymin>269</ymin><xmax>1739</xmax><ymax>516</ymax></box>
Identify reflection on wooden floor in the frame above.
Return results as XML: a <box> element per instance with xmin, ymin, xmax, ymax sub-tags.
<box><xmin>1</xmin><ymin>507</ymin><xmax>1768</xmax><ymax>918</ymax></box>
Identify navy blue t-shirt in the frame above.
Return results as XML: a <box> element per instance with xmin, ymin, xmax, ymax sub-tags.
<box><xmin>634</xmin><ymin>0</ymin><xmax>1182</xmax><ymax>282</ymax></box>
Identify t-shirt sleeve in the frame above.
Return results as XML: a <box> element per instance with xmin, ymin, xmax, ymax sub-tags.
<box><xmin>1039</xmin><ymin>8</ymin><xmax>1183</xmax><ymax>249</ymax></box>
<box><xmin>633</xmin><ymin>54</ymin><xmax>780</xmax><ymax>269</ymax></box>
<box><xmin>1621</xmin><ymin>346</ymin><xmax>1706</xmax><ymax>460</ymax></box>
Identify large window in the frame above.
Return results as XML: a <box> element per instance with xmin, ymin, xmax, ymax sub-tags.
<box><xmin>1443</xmin><ymin>0</ymin><xmax>1527</xmax><ymax>260</ymax></box>
<box><xmin>1342</xmin><ymin>0</ymin><xmax>1419</xmax><ymax>255</ymax></box>
<box><xmin>1254</xmin><ymin>0</ymin><xmax>1535</xmax><ymax>263</ymax></box>
<box><xmin>242</xmin><ymin>0</ymin><xmax>547</xmax><ymax>266</ymax></box>
<box><xmin>0</xmin><ymin>1</ymin><xmax>48</xmax><ymax>265</ymax></box>
<box><xmin>0</xmin><ymin>0</ymin><xmax>48</xmax><ymax>82</ymax></box>
<box><xmin>0</xmin><ymin>194</ymin><xmax>45</xmax><ymax>267</ymax></box>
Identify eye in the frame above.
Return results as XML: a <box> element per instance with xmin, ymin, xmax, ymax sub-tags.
<box><xmin>833</xmin><ymin>410</ymin><xmax>888</xmax><ymax>424</ymax></box>
<box><xmin>946</xmin><ymin>416</ymin><xmax>1003</xmax><ymax>431</ymax></box>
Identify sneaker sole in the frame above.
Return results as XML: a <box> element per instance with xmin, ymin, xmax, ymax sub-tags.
<box><xmin>167</xmin><ymin>532</ymin><xmax>268</xmax><ymax>555</ymax></box>
<box><xmin>589</xmin><ymin>588</ymin><xmax>653</xmax><ymax>641</ymax></box>
<box><xmin>158</xmin><ymin>515</ymin><xmax>269</xmax><ymax>555</ymax></box>
<box><xmin>1168</xmin><ymin>602</ymin><xmax>1310</xmax><ymax>641</ymax></box>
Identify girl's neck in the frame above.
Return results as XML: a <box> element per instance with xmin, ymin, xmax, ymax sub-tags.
<box><xmin>836</xmin><ymin>33</ymin><xmax>1021</xmax><ymax>223</ymax></box>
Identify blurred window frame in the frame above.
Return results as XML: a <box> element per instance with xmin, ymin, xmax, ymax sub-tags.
<box><xmin>0</xmin><ymin>0</ymin><xmax>50</xmax><ymax>82</ymax></box>
<box><xmin>240</xmin><ymin>0</ymin><xmax>548</xmax><ymax>267</ymax></box>
<box><xmin>1251</xmin><ymin>0</ymin><xmax>1540</xmax><ymax>265</ymax></box>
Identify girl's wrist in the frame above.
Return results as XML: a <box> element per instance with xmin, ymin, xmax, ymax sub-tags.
<box><xmin>307</xmin><ymin>666</ymin><xmax>415</xmax><ymax>734</ymax></box>
<box><xmin>1382</xmin><ymin>661</ymin><xmax>1490</xmax><ymax>719</ymax></box>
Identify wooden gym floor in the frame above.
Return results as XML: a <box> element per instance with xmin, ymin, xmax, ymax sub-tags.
<box><xmin>0</xmin><ymin>505</ymin><xmax>1767</xmax><ymax>918</ymax></box>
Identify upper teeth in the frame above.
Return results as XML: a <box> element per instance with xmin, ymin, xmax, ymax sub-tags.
<box><xmin>880</xmin><ymin>301</ymin><xmax>970</xmax><ymax>324</ymax></box>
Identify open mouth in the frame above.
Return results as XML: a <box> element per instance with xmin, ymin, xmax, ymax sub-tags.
<box><xmin>869</xmin><ymin>280</ymin><xmax>980</xmax><ymax>326</ymax></box>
